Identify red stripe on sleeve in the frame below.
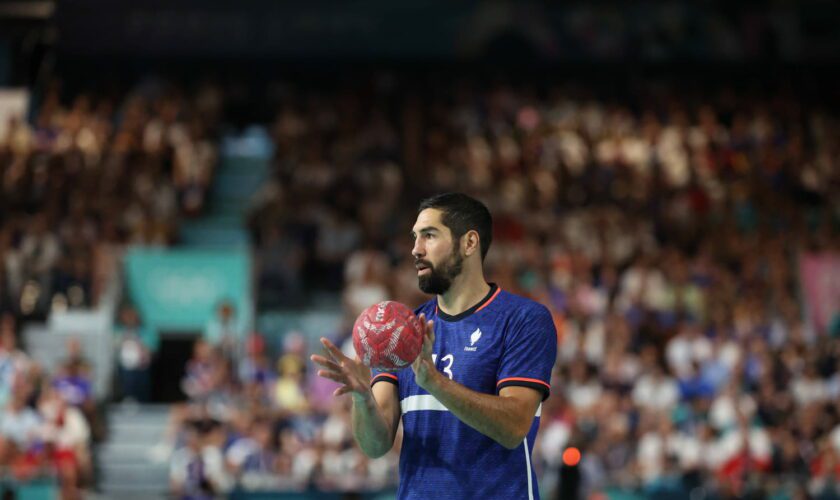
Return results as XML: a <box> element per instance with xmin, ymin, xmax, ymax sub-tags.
<box><xmin>497</xmin><ymin>377</ymin><xmax>550</xmax><ymax>389</ymax></box>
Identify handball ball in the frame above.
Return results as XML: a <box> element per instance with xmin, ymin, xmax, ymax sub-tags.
<box><xmin>353</xmin><ymin>301</ymin><xmax>424</xmax><ymax>371</ymax></box>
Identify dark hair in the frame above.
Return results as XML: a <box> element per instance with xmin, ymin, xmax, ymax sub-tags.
<box><xmin>418</xmin><ymin>193</ymin><xmax>493</xmax><ymax>261</ymax></box>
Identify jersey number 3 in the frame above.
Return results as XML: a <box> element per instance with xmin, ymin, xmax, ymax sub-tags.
<box><xmin>431</xmin><ymin>354</ymin><xmax>454</xmax><ymax>379</ymax></box>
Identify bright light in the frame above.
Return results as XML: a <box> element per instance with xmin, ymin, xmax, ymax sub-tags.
<box><xmin>562</xmin><ymin>447</ymin><xmax>581</xmax><ymax>466</ymax></box>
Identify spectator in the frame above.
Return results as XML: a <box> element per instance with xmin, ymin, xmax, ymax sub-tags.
<box><xmin>233</xmin><ymin>418</ymin><xmax>277</xmax><ymax>490</ymax></box>
<box><xmin>181</xmin><ymin>339</ymin><xmax>215</xmax><ymax>403</ymax></box>
<box><xmin>238</xmin><ymin>334</ymin><xmax>274</xmax><ymax>391</ymax></box>
<box><xmin>0</xmin><ymin>375</ymin><xmax>41</xmax><ymax>480</ymax></box>
<box><xmin>170</xmin><ymin>421</ymin><xmax>231</xmax><ymax>499</ymax></box>
<box><xmin>19</xmin><ymin>214</ymin><xmax>60</xmax><ymax>314</ymax></box>
<box><xmin>272</xmin><ymin>353</ymin><xmax>308</xmax><ymax>414</ymax></box>
<box><xmin>204</xmin><ymin>300</ymin><xmax>243</xmax><ymax>354</ymax></box>
<box><xmin>38</xmin><ymin>385</ymin><xmax>91</xmax><ymax>500</ymax></box>
<box><xmin>114</xmin><ymin>305</ymin><xmax>152</xmax><ymax>403</ymax></box>
<box><xmin>255</xmin><ymin>223</ymin><xmax>305</xmax><ymax>308</ymax></box>
<box><xmin>53</xmin><ymin>340</ymin><xmax>93</xmax><ymax>411</ymax></box>
<box><xmin>52</xmin><ymin>339</ymin><xmax>100</xmax><ymax>442</ymax></box>
<box><xmin>0</xmin><ymin>316</ymin><xmax>30</xmax><ymax>408</ymax></box>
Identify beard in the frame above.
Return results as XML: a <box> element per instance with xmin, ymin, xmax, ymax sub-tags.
<box><xmin>417</xmin><ymin>246</ymin><xmax>464</xmax><ymax>295</ymax></box>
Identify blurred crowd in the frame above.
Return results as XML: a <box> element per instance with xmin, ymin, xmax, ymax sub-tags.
<box><xmin>0</xmin><ymin>77</ymin><xmax>223</xmax><ymax>497</ymax></box>
<box><xmin>0</xmin><ymin>314</ymin><xmax>99</xmax><ymax>499</ymax></box>
<box><xmin>0</xmin><ymin>79</ymin><xmax>222</xmax><ymax>321</ymax></box>
<box><xmin>161</xmin><ymin>329</ymin><xmax>399</xmax><ymax>498</ymax></box>
<box><xmin>242</xmin><ymin>77</ymin><xmax>839</xmax><ymax>498</ymax></box>
<box><xmin>3</xmin><ymin>71</ymin><xmax>838</xmax><ymax>498</ymax></box>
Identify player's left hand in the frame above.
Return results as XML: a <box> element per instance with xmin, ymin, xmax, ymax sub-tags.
<box><xmin>411</xmin><ymin>313</ymin><xmax>437</xmax><ymax>389</ymax></box>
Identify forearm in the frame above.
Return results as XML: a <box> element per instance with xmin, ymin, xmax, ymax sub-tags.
<box><xmin>350</xmin><ymin>392</ymin><xmax>394</xmax><ymax>458</ymax></box>
<box><xmin>423</xmin><ymin>371</ymin><xmax>531</xmax><ymax>449</ymax></box>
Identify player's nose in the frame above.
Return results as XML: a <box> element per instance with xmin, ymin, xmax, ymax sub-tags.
<box><xmin>411</xmin><ymin>239</ymin><xmax>424</xmax><ymax>259</ymax></box>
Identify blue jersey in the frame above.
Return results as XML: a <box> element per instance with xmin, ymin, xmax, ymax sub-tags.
<box><xmin>371</xmin><ymin>285</ymin><xmax>557</xmax><ymax>500</ymax></box>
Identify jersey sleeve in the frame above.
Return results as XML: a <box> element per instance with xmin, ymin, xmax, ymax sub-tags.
<box><xmin>370</xmin><ymin>369</ymin><xmax>399</xmax><ymax>387</ymax></box>
<box><xmin>496</xmin><ymin>304</ymin><xmax>557</xmax><ymax>401</ymax></box>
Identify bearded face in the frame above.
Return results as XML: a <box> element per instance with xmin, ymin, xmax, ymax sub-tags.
<box><xmin>415</xmin><ymin>242</ymin><xmax>464</xmax><ymax>295</ymax></box>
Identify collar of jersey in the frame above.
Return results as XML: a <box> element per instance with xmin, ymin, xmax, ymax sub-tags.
<box><xmin>435</xmin><ymin>283</ymin><xmax>499</xmax><ymax>322</ymax></box>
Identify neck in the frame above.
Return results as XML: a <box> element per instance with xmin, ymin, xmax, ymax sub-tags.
<box><xmin>437</xmin><ymin>265</ymin><xmax>490</xmax><ymax>317</ymax></box>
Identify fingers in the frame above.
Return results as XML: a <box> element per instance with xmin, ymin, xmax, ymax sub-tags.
<box><xmin>317</xmin><ymin>369</ymin><xmax>348</xmax><ymax>384</ymax></box>
<box><xmin>312</xmin><ymin>347</ymin><xmax>367</xmax><ymax>397</ymax></box>
<box><xmin>311</xmin><ymin>355</ymin><xmax>347</xmax><ymax>381</ymax></box>
<box><xmin>311</xmin><ymin>354</ymin><xmax>339</xmax><ymax>370</ymax></box>
<box><xmin>422</xmin><ymin>333</ymin><xmax>434</xmax><ymax>355</ymax></box>
<box><xmin>334</xmin><ymin>386</ymin><xmax>354</xmax><ymax>397</ymax></box>
<box><xmin>421</xmin><ymin>319</ymin><xmax>434</xmax><ymax>354</ymax></box>
<box><xmin>417</xmin><ymin>313</ymin><xmax>434</xmax><ymax>343</ymax></box>
<box><xmin>310</xmin><ymin>354</ymin><xmax>341</xmax><ymax>372</ymax></box>
<box><xmin>311</xmin><ymin>352</ymin><xmax>350</xmax><ymax>384</ymax></box>
<box><xmin>320</xmin><ymin>337</ymin><xmax>346</xmax><ymax>363</ymax></box>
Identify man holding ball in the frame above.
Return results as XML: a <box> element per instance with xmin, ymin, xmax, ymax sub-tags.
<box><xmin>311</xmin><ymin>193</ymin><xmax>558</xmax><ymax>499</ymax></box>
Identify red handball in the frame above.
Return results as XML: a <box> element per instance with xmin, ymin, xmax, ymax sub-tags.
<box><xmin>352</xmin><ymin>301</ymin><xmax>424</xmax><ymax>371</ymax></box>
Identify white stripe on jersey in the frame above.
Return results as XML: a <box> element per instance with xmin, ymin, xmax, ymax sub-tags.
<box><xmin>400</xmin><ymin>394</ymin><xmax>448</xmax><ymax>413</ymax></box>
<box><xmin>524</xmin><ymin>437</ymin><xmax>534</xmax><ymax>500</ymax></box>
<box><xmin>400</xmin><ymin>395</ymin><xmax>542</xmax><ymax>418</ymax></box>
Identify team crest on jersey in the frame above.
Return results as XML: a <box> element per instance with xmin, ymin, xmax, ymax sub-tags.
<box><xmin>464</xmin><ymin>328</ymin><xmax>482</xmax><ymax>351</ymax></box>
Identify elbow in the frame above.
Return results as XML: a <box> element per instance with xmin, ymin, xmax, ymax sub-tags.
<box><xmin>499</xmin><ymin>429</ymin><xmax>529</xmax><ymax>450</ymax></box>
<box><xmin>499</xmin><ymin>439</ymin><xmax>521</xmax><ymax>450</ymax></box>
<box><xmin>499</xmin><ymin>436</ymin><xmax>525</xmax><ymax>450</ymax></box>
<box><xmin>499</xmin><ymin>420</ymin><xmax>534</xmax><ymax>449</ymax></box>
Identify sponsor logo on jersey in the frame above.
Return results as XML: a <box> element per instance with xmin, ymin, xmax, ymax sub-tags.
<box><xmin>464</xmin><ymin>328</ymin><xmax>482</xmax><ymax>351</ymax></box>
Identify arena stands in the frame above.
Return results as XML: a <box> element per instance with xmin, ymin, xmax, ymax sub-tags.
<box><xmin>1</xmin><ymin>68</ymin><xmax>837</xmax><ymax>498</ymax></box>
<box><xmin>0</xmin><ymin>78</ymin><xmax>223</xmax><ymax>498</ymax></box>
<box><xmin>0</xmin><ymin>79</ymin><xmax>222</xmax><ymax>319</ymax></box>
<box><xmin>155</xmin><ymin>76</ymin><xmax>839</xmax><ymax>499</ymax></box>
<box><xmin>2</xmin><ymin>1</ymin><xmax>839</xmax><ymax>498</ymax></box>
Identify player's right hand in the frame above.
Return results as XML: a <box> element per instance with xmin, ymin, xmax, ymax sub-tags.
<box><xmin>311</xmin><ymin>337</ymin><xmax>373</xmax><ymax>399</ymax></box>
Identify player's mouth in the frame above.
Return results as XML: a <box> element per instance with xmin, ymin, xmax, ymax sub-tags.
<box><xmin>415</xmin><ymin>262</ymin><xmax>432</xmax><ymax>275</ymax></box>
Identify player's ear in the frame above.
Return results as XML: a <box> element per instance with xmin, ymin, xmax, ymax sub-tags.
<box><xmin>463</xmin><ymin>230</ymin><xmax>480</xmax><ymax>257</ymax></box>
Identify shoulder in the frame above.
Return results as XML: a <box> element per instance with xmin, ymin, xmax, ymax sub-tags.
<box><xmin>494</xmin><ymin>291</ymin><xmax>556</xmax><ymax>342</ymax></box>
<box><xmin>496</xmin><ymin>290</ymin><xmax>553</xmax><ymax>323</ymax></box>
